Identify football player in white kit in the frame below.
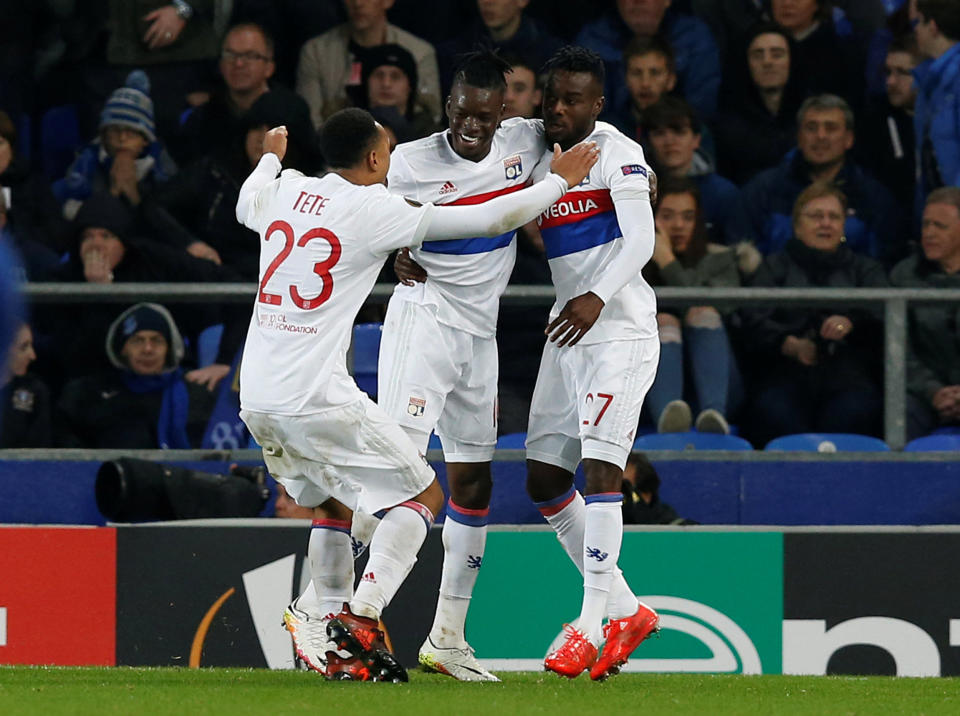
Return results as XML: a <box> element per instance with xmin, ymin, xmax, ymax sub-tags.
<box><xmin>526</xmin><ymin>47</ymin><xmax>662</xmax><ymax>681</ymax></box>
<box><xmin>236</xmin><ymin>111</ymin><xmax>598</xmax><ymax>680</ymax></box>
<box><xmin>379</xmin><ymin>50</ymin><xmax>546</xmax><ymax>682</ymax></box>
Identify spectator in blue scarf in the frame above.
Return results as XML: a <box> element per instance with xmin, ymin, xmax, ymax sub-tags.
<box><xmin>56</xmin><ymin>303</ymin><xmax>215</xmax><ymax>449</ymax></box>
<box><xmin>53</xmin><ymin>70</ymin><xmax>178</xmax><ymax>222</ymax></box>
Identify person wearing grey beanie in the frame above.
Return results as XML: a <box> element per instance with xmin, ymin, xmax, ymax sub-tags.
<box><xmin>53</xmin><ymin>70</ymin><xmax>178</xmax><ymax>220</ymax></box>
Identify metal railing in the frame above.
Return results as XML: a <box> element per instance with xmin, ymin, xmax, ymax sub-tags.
<box><xmin>24</xmin><ymin>283</ymin><xmax>960</xmax><ymax>450</ymax></box>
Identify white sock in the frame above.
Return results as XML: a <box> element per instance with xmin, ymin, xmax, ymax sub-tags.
<box><xmin>307</xmin><ymin>517</ymin><xmax>355</xmax><ymax>617</ymax></box>
<box><xmin>578</xmin><ymin>495</ymin><xmax>624</xmax><ymax>644</ymax></box>
<box><xmin>429</xmin><ymin>501</ymin><xmax>488</xmax><ymax>647</ymax></box>
<box><xmin>351</xmin><ymin>500</ymin><xmax>434</xmax><ymax>620</ymax></box>
<box><xmin>536</xmin><ymin>488</ymin><xmax>639</xmax><ymax>623</ymax></box>
<box><xmin>350</xmin><ymin>510</ymin><xmax>379</xmax><ymax>560</ymax></box>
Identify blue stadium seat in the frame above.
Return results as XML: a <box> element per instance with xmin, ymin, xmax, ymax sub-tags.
<box><xmin>633</xmin><ymin>432</ymin><xmax>753</xmax><ymax>451</ymax></box>
<box><xmin>352</xmin><ymin>322</ymin><xmax>382</xmax><ymax>398</ymax></box>
<box><xmin>496</xmin><ymin>432</ymin><xmax>527</xmax><ymax>449</ymax></box>
<box><xmin>195</xmin><ymin>323</ymin><xmax>224</xmax><ymax>368</ymax></box>
<box><xmin>764</xmin><ymin>433</ymin><xmax>890</xmax><ymax>452</ymax></box>
<box><xmin>40</xmin><ymin>105</ymin><xmax>80</xmax><ymax>180</ymax></box>
<box><xmin>904</xmin><ymin>434</ymin><xmax>960</xmax><ymax>452</ymax></box>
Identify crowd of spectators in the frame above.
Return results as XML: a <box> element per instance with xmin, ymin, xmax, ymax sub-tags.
<box><xmin>1</xmin><ymin>0</ymin><xmax>959</xmax><ymax>449</ymax></box>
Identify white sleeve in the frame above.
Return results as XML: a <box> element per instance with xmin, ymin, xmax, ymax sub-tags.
<box><xmin>366</xmin><ymin>191</ymin><xmax>437</xmax><ymax>255</ymax></box>
<box><xmin>236</xmin><ymin>153</ymin><xmax>282</xmax><ymax>232</ymax></box>
<box><xmin>386</xmin><ymin>148</ymin><xmax>417</xmax><ymax>197</ymax></box>
<box><xmin>421</xmin><ymin>173</ymin><xmax>568</xmax><ymax>242</ymax></box>
<box><xmin>589</xmin><ymin>196</ymin><xmax>655</xmax><ymax>304</ymax></box>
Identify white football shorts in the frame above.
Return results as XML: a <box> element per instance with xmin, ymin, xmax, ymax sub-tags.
<box><xmin>377</xmin><ymin>297</ymin><xmax>498</xmax><ymax>462</ymax></box>
<box><xmin>240</xmin><ymin>397</ymin><xmax>435</xmax><ymax>515</ymax></box>
<box><xmin>526</xmin><ymin>336</ymin><xmax>659</xmax><ymax>472</ymax></box>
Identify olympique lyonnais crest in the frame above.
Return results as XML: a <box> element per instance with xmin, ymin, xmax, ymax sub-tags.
<box><xmin>504</xmin><ymin>155</ymin><xmax>522</xmax><ymax>180</ymax></box>
<box><xmin>407</xmin><ymin>397</ymin><xmax>426</xmax><ymax>417</ymax></box>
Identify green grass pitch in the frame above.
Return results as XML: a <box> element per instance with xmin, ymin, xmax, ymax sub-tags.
<box><xmin>1</xmin><ymin>667</ymin><xmax>959</xmax><ymax>715</ymax></box>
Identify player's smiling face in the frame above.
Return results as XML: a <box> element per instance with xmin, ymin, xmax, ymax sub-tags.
<box><xmin>446</xmin><ymin>82</ymin><xmax>504</xmax><ymax>162</ymax></box>
<box><xmin>542</xmin><ymin>70</ymin><xmax>604</xmax><ymax>150</ymax></box>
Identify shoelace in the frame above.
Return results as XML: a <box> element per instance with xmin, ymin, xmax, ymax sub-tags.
<box><xmin>555</xmin><ymin>625</ymin><xmax>592</xmax><ymax>658</ymax></box>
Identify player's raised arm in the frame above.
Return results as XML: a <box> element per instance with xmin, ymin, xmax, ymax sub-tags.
<box><xmin>421</xmin><ymin>141</ymin><xmax>599</xmax><ymax>242</ymax></box>
<box><xmin>236</xmin><ymin>126</ymin><xmax>288</xmax><ymax>230</ymax></box>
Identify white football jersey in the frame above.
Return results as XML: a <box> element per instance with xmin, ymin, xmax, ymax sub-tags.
<box><xmin>387</xmin><ymin>117</ymin><xmax>545</xmax><ymax>337</ymax></box>
<box><xmin>532</xmin><ymin>121</ymin><xmax>657</xmax><ymax>344</ymax></box>
<box><xmin>239</xmin><ymin>168</ymin><xmax>435</xmax><ymax>414</ymax></box>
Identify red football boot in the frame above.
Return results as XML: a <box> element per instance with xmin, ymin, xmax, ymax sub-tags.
<box><xmin>590</xmin><ymin>601</ymin><xmax>659</xmax><ymax>681</ymax></box>
<box><xmin>544</xmin><ymin>624</ymin><xmax>598</xmax><ymax>679</ymax></box>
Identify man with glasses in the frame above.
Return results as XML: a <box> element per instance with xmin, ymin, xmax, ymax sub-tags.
<box><xmin>174</xmin><ymin>22</ymin><xmax>312</xmax><ymax>165</ymax></box>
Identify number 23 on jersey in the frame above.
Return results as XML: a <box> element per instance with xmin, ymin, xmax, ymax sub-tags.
<box><xmin>258</xmin><ymin>220</ymin><xmax>342</xmax><ymax>309</ymax></box>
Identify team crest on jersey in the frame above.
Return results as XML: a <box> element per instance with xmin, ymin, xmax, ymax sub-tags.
<box><xmin>504</xmin><ymin>155</ymin><xmax>523</xmax><ymax>180</ymax></box>
<box><xmin>407</xmin><ymin>396</ymin><xmax>426</xmax><ymax>417</ymax></box>
<box><xmin>621</xmin><ymin>164</ymin><xmax>648</xmax><ymax>177</ymax></box>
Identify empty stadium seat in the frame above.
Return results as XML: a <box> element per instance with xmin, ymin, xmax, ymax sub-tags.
<box><xmin>633</xmin><ymin>432</ymin><xmax>753</xmax><ymax>451</ymax></box>
<box><xmin>40</xmin><ymin>104</ymin><xmax>80</xmax><ymax>180</ymax></box>
<box><xmin>764</xmin><ymin>433</ymin><xmax>890</xmax><ymax>452</ymax></box>
<box><xmin>904</xmin><ymin>434</ymin><xmax>960</xmax><ymax>452</ymax></box>
<box><xmin>496</xmin><ymin>432</ymin><xmax>527</xmax><ymax>449</ymax></box>
<box><xmin>351</xmin><ymin>322</ymin><xmax>382</xmax><ymax>398</ymax></box>
<box><xmin>195</xmin><ymin>323</ymin><xmax>224</xmax><ymax>368</ymax></box>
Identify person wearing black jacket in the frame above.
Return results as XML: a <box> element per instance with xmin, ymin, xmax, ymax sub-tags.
<box><xmin>0</xmin><ymin>322</ymin><xmax>51</xmax><ymax>448</ymax></box>
<box><xmin>740</xmin><ymin>182</ymin><xmax>889</xmax><ymax>447</ymax></box>
<box><xmin>57</xmin><ymin>303</ymin><xmax>215</xmax><ymax>448</ymax></box>
<box><xmin>41</xmin><ymin>193</ymin><xmax>246</xmax><ymax>391</ymax></box>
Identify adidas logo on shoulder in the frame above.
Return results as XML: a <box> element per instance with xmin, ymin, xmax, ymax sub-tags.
<box><xmin>438</xmin><ymin>181</ymin><xmax>457</xmax><ymax>196</ymax></box>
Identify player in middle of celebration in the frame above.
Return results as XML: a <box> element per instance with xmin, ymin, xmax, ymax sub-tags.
<box><xmin>526</xmin><ymin>46</ymin><xmax>661</xmax><ymax>681</ymax></box>
<box><xmin>379</xmin><ymin>49</ymin><xmax>547</xmax><ymax>682</ymax></box>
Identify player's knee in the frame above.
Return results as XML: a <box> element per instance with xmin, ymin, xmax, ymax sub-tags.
<box><xmin>447</xmin><ymin>463</ymin><xmax>493</xmax><ymax>510</ymax></box>
<box><xmin>525</xmin><ymin>460</ymin><xmax>574</xmax><ymax>503</ymax></box>
<box><xmin>582</xmin><ymin>458</ymin><xmax>623</xmax><ymax>495</ymax></box>
<box><xmin>412</xmin><ymin>479</ymin><xmax>445</xmax><ymax>518</ymax></box>
<box><xmin>313</xmin><ymin>498</ymin><xmax>353</xmax><ymax>522</ymax></box>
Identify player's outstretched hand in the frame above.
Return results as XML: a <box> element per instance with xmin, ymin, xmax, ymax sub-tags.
<box><xmin>263</xmin><ymin>126</ymin><xmax>288</xmax><ymax>162</ymax></box>
<box><xmin>394</xmin><ymin>248</ymin><xmax>427</xmax><ymax>285</ymax></box>
<box><xmin>549</xmin><ymin>142</ymin><xmax>599</xmax><ymax>188</ymax></box>
<box><xmin>546</xmin><ymin>291</ymin><xmax>605</xmax><ymax>347</ymax></box>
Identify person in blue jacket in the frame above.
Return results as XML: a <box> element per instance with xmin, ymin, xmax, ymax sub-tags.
<box><xmin>912</xmin><ymin>1</ymin><xmax>960</xmax><ymax>219</ymax></box>
<box><xmin>576</xmin><ymin>0</ymin><xmax>720</xmax><ymax>121</ymax></box>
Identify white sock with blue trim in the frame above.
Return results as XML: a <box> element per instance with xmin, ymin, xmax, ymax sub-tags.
<box><xmin>428</xmin><ymin>501</ymin><xmax>489</xmax><ymax>647</ymax></box>
<box><xmin>577</xmin><ymin>494</ymin><xmax>625</xmax><ymax>645</ymax></box>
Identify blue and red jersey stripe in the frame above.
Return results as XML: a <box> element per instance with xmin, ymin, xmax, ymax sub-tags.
<box><xmin>421</xmin><ymin>183</ymin><xmax>527</xmax><ymax>255</ymax></box>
